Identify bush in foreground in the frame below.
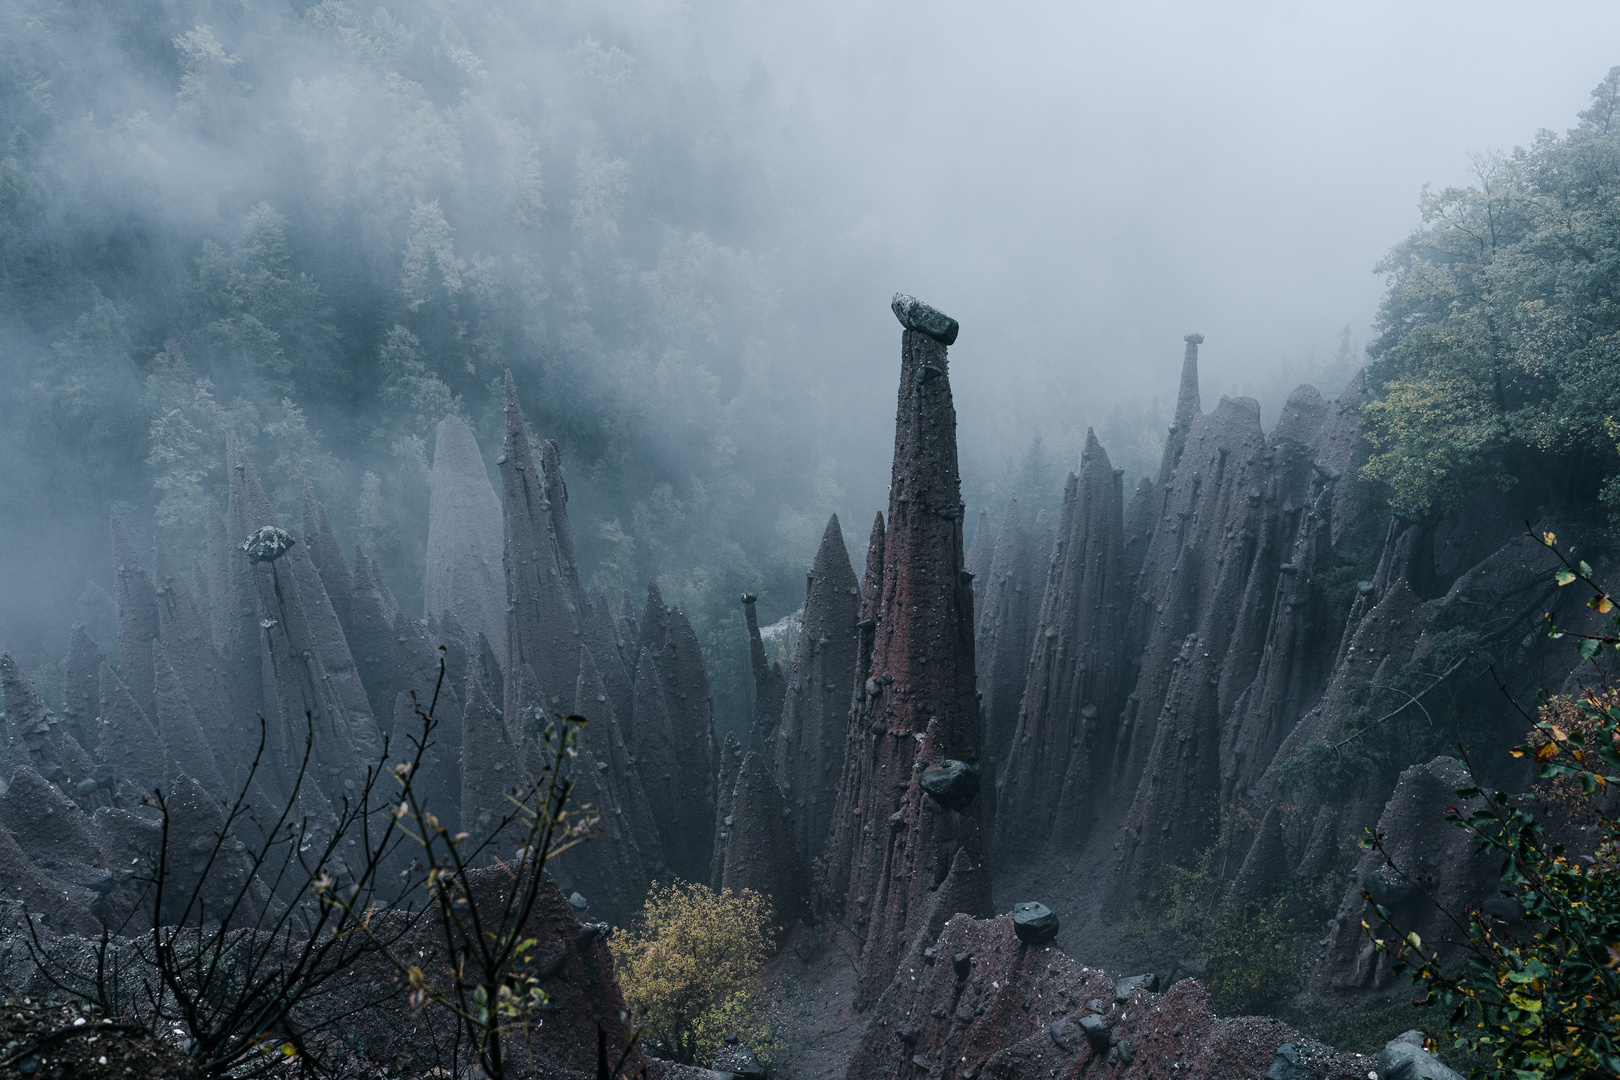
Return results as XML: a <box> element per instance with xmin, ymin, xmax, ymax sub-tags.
<box><xmin>610</xmin><ymin>881</ymin><xmax>776</xmax><ymax>1065</ymax></box>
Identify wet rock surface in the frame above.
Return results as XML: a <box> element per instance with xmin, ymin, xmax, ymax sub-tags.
<box><xmin>1377</xmin><ymin>1031</ymin><xmax>1464</xmax><ymax>1080</ymax></box>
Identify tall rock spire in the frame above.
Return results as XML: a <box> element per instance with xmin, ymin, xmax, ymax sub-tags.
<box><xmin>1104</xmin><ymin>387</ymin><xmax>1326</xmax><ymax>908</ymax></box>
<box><xmin>583</xmin><ymin>593</ymin><xmax>634</xmax><ymax>725</ymax></box>
<box><xmin>427</xmin><ymin>414</ymin><xmax>507</xmax><ymax>666</ymax></box>
<box><xmin>772</xmin><ymin>514</ymin><xmax>860</xmax><ymax>864</ymax></box>
<box><xmin>499</xmin><ymin>372</ymin><xmax>584</xmax><ymax>725</ymax></box>
<box><xmin>657</xmin><ymin>604</ymin><xmax>718</xmax><ymax>876</ymax></box>
<box><xmin>151</xmin><ymin>538</ymin><xmax>233</xmax><ymax>772</ymax></box>
<box><xmin>1159</xmin><ymin>333</ymin><xmax>1204</xmax><ymax>488</ymax></box>
<box><xmin>96</xmin><ymin>662</ymin><xmax>170</xmax><ymax>798</ymax></box>
<box><xmin>742</xmin><ymin>594</ymin><xmax>786</xmax><ymax>752</ymax></box>
<box><xmin>995</xmin><ymin>430</ymin><xmax>1128</xmax><ymax>853</ymax></box>
<box><xmin>460</xmin><ymin>664</ymin><xmax>517</xmax><ymax>842</ymax></box>
<box><xmin>826</xmin><ymin>296</ymin><xmax>989</xmax><ymax>1006</ymax></box>
<box><xmin>111</xmin><ymin>512</ymin><xmax>160</xmax><ymax>718</ymax></box>
<box><xmin>151</xmin><ymin>642</ymin><xmax>229</xmax><ymax>799</ymax></box>
<box><xmin>62</xmin><ymin>624</ymin><xmax>106</xmax><ymax>752</ymax></box>
<box><xmin>539</xmin><ymin>439</ymin><xmax>588</xmax><ymax>618</ymax></box>
<box><xmin>973</xmin><ymin>497</ymin><xmax>1036</xmax><ymax>820</ymax></box>
<box><xmin>824</xmin><ymin>511</ymin><xmax>885</xmax><ymax>909</ymax></box>
<box><xmin>710</xmin><ymin>731</ymin><xmax>743</xmax><ymax>888</ymax></box>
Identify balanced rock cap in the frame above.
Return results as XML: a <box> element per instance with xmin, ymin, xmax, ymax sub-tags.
<box><xmin>891</xmin><ymin>293</ymin><xmax>960</xmax><ymax>346</ymax></box>
<box><xmin>242</xmin><ymin>525</ymin><xmax>296</xmax><ymax>563</ymax></box>
<box><xmin>1012</xmin><ymin>901</ymin><xmax>1059</xmax><ymax>944</ymax></box>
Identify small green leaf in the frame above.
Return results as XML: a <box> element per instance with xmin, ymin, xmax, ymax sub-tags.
<box><xmin>1555</xmin><ymin>568</ymin><xmax>1577</xmax><ymax>586</ymax></box>
<box><xmin>1579</xmin><ymin>638</ymin><xmax>1602</xmax><ymax>661</ymax></box>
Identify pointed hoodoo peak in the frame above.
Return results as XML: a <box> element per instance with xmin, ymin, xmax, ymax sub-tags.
<box><xmin>720</xmin><ymin>750</ymin><xmax>809</xmax><ymax>932</ymax></box>
<box><xmin>638</xmin><ymin>582</ymin><xmax>669</xmax><ymax>660</ymax></box>
<box><xmin>1083</xmin><ymin>425</ymin><xmax>1104</xmax><ymax>457</ymax></box>
<box><xmin>817</xmin><ymin>512</ymin><xmax>847</xmax><ymax>564</ymax></box>
<box><xmin>426</xmin><ymin>412</ymin><xmax>506</xmax><ymax>663</ymax></box>
<box><xmin>110</xmin><ymin>511</ymin><xmax>160</xmax><ymax>718</ymax></box>
<box><xmin>499</xmin><ymin>372</ymin><xmax>586</xmax><ymax>722</ymax></box>
<box><xmin>539</xmin><ymin>437</ymin><xmax>588</xmax><ymax>615</ymax></box>
<box><xmin>1</xmin><ymin>654</ymin><xmax>50</xmax><ymax>735</ymax></box>
<box><xmin>773</xmin><ymin>511</ymin><xmax>860</xmax><ymax>864</ymax></box>
<box><xmin>63</xmin><ymin>624</ymin><xmax>105</xmax><ymax>747</ymax></box>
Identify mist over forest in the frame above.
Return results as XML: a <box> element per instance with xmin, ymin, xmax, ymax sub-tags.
<box><xmin>5</xmin><ymin>1</ymin><xmax>1618</xmax><ymax>741</ymax></box>
<box><xmin>10</xmin><ymin>2</ymin><xmax>1620</xmax><ymax>1076</ymax></box>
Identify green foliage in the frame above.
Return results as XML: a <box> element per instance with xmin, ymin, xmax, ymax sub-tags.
<box><xmin>1367</xmin><ymin>546</ymin><xmax>1620</xmax><ymax>1078</ymax></box>
<box><xmin>610</xmin><ymin>882</ymin><xmax>775</xmax><ymax>1065</ymax></box>
<box><xmin>1363</xmin><ymin>68</ymin><xmax>1620</xmax><ymax>522</ymax></box>
<box><xmin>377</xmin><ymin>325</ymin><xmax>464</xmax><ymax>440</ymax></box>
<box><xmin>1125</xmin><ymin>847</ymin><xmax>1343</xmax><ymax>1018</ymax></box>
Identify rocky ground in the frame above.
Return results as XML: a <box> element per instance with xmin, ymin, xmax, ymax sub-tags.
<box><xmin>0</xmin><ymin>998</ymin><xmax>194</xmax><ymax>1079</ymax></box>
<box><xmin>755</xmin><ymin>923</ymin><xmax>863</xmax><ymax>1080</ymax></box>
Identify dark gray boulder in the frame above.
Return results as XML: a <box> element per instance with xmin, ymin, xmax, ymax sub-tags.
<box><xmin>1011</xmin><ymin>901</ymin><xmax>1058</xmax><ymax>944</ymax></box>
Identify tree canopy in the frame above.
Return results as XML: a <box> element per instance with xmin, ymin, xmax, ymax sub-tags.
<box><xmin>1364</xmin><ymin>67</ymin><xmax>1620</xmax><ymax>523</ymax></box>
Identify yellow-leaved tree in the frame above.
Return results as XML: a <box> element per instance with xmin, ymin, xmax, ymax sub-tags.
<box><xmin>609</xmin><ymin>882</ymin><xmax>776</xmax><ymax>1065</ymax></box>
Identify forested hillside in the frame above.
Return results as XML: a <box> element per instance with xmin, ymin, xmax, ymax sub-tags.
<box><xmin>0</xmin><ymin>0</ymin><xmax>898</xmax><ymax>727</ymax></box>
<box><xmin>1364</xmin><ymin>67</ymin><xmax>1620</xmax><ymax>526</ymax></box>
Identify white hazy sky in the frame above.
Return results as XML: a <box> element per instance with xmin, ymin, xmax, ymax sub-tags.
<box><xmin>686</xmin><ymin>0</ymin><xmax>1620</xmax><ymax>454</ymax></box>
